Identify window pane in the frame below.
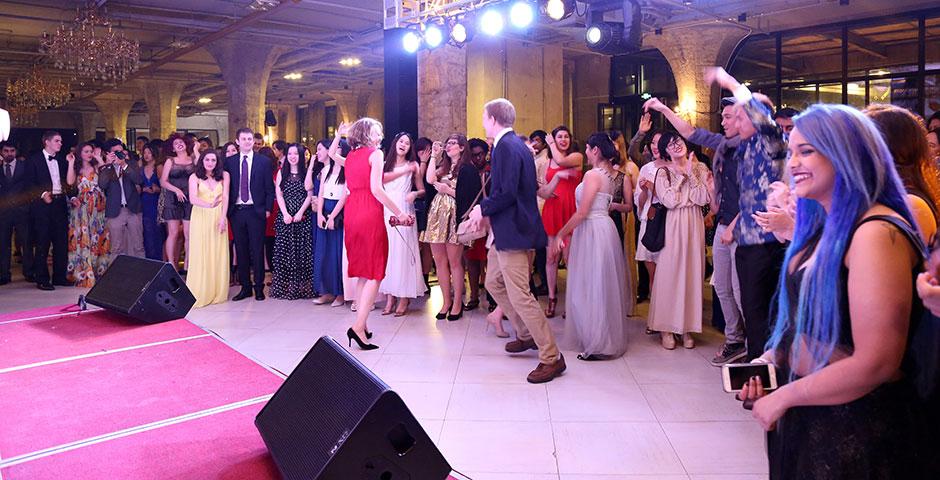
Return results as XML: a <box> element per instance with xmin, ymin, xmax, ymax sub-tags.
<box><xmin>868</xmin><ymin>77</ymin><xmax>919</xmax><ymax>111</ymax></box>
<box><xmin>927</xmin><ymin>16</ymin><xmax>940</xmax><ymax>65</ymax></box>
<box><xmin>846</xmin><ymin>81</ymin><xmax>866</xmax><ymax>108</ymax></box>
<box><xmin>781</xmin><ymin>85</ymin><xmax>816</xmax><ymax>112</ymax></box>
<box><xmin>818</xmin><ymin>83</ymin><xmax>843</xmax><ymax>104</ymax></box>
<box><xmin>925</xmin><ymin>75</ymin><xmax>940</xmax><ymax>120</ymax></box>
<box><xmin>729</xmin><ymin>34</ymin><xmax>777</xmax><ymax>86</ymax></box>
<box><xmin>782</xmin><ymin>28</ymin><xmax>842</xmax><ymax>83</ymax></box>
<box><xmin>847</xmin><ymin>18</ymin><xmax>919</xmax><ymax>75</ymax></box>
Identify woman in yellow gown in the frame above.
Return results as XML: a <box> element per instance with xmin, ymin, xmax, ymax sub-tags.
<box><xmin>186</xmin><ymin>150</ymin><xmax>230</xmax><ymax>308</ymax></box>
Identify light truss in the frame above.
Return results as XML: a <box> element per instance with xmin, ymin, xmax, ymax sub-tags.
<box><xmin>383</xmin><ymin>0</ymin><xmax>505</xmax><ymax>29</ymax></box>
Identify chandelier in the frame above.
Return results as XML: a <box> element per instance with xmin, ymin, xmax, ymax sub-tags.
<box><xmin>5</xmin><ymin>67</ymin><xmax>72</xmax><ymax>125</ymax></box>
<box><xmin>40</xmin><ymin>2</ymin><xmax>140</xmax><ymax>83</ymax></box>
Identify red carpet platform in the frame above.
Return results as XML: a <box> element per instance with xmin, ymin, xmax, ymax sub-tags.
<box><xmin>0</xmin><ymin>306</ymin><xmax>283</xmax><ymax>480</ymax></box>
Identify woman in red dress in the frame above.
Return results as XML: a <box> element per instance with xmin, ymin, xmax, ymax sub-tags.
<box><xmin>343</xmin><ymin>118</ymin><xmax>412</xmax><ymax>349</ymax></box>
<box><xmin>540</xmin><ymin>126</ymin><xmax>583</xmax><ymax>318</ymax></box>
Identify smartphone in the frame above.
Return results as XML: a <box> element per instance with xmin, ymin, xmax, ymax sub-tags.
<box><xmin>721</xmin><ymin>363</ymin><xmax>778</xmax><ymax>393</ymax></box>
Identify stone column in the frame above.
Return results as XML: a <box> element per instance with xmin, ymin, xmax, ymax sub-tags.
<box><xmin>270</xmin><ymin>104</ymin><xmax>297</xmax><ymax>142</ymax></box>
<box><xmin>308</xmin><ymin>102</ymin><xmax>326</xmax><ymax>142</ymax></box>
<box><xmin>331</xmin><ymin>90</ymin><xmax>360</xmax><ymax>124</ymax></box>
<box><xmin>418</xmin><ymin>45</ymin><xmax>467</xmax><ymax>141</ymax></box>
<box><xmin>70</xmin><ymin>111</ymin><xmax>99</xmax><ymax>142</ymax></box>
<box><xmin>92</xmin><ymin>93</ymin><xmax>136</xmax><ymax>142</ymax></box>
<box><xmin>205</xmin><ymin>39</ymin><xmax>283</xmax><ymax>137</ymax></box>
<box><xmin>572</xmin><ymin>55</ymin><xmax>610</xmax><ymax>144</ymax></box>
<box><xmin>365</xmin><ymin>87</ymin><xmax>384</xmax><ymax>123</ymax></box>
<box><xmin>646</xmin><ymin>25</ymin><xmax>749</xmax><ymax>129</ymax></box>
<box><xmin>466</xmin><ymin>36</ymin><xmax>507</xmax><ymax>139</ymax></box>
<box><xmin>140</xmin><ymin>80</ymin><xmax>185</xmax><ymax>139</ymax></box>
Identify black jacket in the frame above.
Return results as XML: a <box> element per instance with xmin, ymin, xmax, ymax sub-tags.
<box><xmin>224</xmin><ymin>152</ymin><xmax>275</xmax><ymax>216</ymax></box>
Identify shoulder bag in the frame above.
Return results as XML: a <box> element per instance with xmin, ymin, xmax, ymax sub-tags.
<box><xmin>641</xmin><ymin>167</ymin><xmax>670</xmax><ymax>252</ymax></box>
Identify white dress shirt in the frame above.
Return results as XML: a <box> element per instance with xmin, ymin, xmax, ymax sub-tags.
<box><xmin>116</xmin><ymin>165</ymin><xmax>128</xmax><ymax>206</ymax></box>
<box><xmin>3</xmin><ymin>158</ymin><xmax>17</xmax><ymax>179</ymax></box>
<box><xmin>493</xmin><ymin>127</ymin><xmax>513</xmax><ymax>149</ymax></box>
<box><xmin>43</xmin><ymin>149</ymin><xmax>62</xmax><ymax>194</ymax></box>
<box><xmin>235</xmin><ymin>150</ymin><xmax>254</xmax><ymax>205</ymax></box>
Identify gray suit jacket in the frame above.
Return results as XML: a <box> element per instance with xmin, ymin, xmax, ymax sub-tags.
<box><xmin>98</xmin><ymin>163</ymin><xmax>143</xmax><ymax>218</ymax></box>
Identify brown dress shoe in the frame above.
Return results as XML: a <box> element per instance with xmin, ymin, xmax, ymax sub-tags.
<box><xmin>527</xmin><ymin>355</ymin><xmax>566</xmax><ymax>384</ymax></box>
<box><xmin>505</xmin><ymin>338</ymin><xmax>538</xmax><ymax>353</ymax></box>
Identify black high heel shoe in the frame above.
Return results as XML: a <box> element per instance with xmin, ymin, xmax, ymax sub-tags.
<box><xmin>366</xmin><ymin>331</ymin><xmax>373</xmax><ymax>339</ymax></box>
<box><xmin>447</xmin><ymin>306</ymin><xmax>464</xmax><ymax>321</ymax></box>
<box><xmin>347</xmin><ymin>328</ymin><xmax>379</xmax><ymax>350</ymax></box>
<box><xmin>436</xmin><ymin>305</ymin><xmax>452</xmax><ymax>320</ymax></box>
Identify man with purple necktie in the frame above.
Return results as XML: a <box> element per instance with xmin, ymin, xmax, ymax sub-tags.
<box><xmin>224</xmin><ymin>128</ymin><xmax>275</xmax><ymax>301</ymax></box>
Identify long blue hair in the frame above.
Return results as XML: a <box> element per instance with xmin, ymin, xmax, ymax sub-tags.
<box><xmin>767</xmin><ymin>104</ymin><xmax>915</xmax><ymax>375</ymax></box>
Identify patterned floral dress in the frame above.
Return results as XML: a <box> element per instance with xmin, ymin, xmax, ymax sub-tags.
<box><xmin>67</xmin><ymin>171</ymin><xmax>110</xmax><ymax>287</ymax></box>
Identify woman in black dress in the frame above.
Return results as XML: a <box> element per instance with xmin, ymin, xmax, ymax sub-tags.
<box><xmin>737</xmin><ymin>104</ymin><xmax>931</xmax><ymax>479</ymax></box>
<box><xmin>271</xmin><ymin>143</ymin><xmax>314</xmax><ymax>299</ymax></box>
<box><xmin>160</xmin><ymin>133</ymin><xmax>195</xmax><ymax>271</ymax></box>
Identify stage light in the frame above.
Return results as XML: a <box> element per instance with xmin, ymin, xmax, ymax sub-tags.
<box><xmin>283</xmin><ymin>72</ymin><xmax>302</xmax><ymax>80</ymax></box>
<box><xmin>509</xmin><ymin>1</ymin><xmax>535</xmax><ymax>29</ymax></box>
<box><xmin>586</xmin><ymin>25</ymin><xmax>602</xmax><ymax>45</ymax></box>
<box><xmin>402</xmin><ymin>29</ymin><xmax>422</xmax><ymax>53</ymax></box>
<box><xmin>452</xmin><ymin>21</ymin><xmax>468</xmax><ymax>43</ymax></box>
<box><xmin>479</xmin><ymin>9</ymin><xmax>504</xmax><ymax>36</ymax></box>
<box><xmin>584</xmin><ymin>22</ymin><xmax>624</xmax><ymax>53</ymax></box>
<box><xmin>424</xmin><ymin>24</ymin><xmax>445</xmax><ymax>48</ymax></box>
<box><xmin>542</xmin><ymin>0</ymin><xmax>574</xmax><ymax>21</ymax></box>
<box><xmin>197</xmin><ymin>97</ymin><xmax>212</xmax><ymax>104</ymax></box>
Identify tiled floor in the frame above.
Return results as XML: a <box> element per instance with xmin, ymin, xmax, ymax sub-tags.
<box><xmin>1</xmin><ymin>275</ymin><xmax>769</xmax><ymax>480</ymax></box>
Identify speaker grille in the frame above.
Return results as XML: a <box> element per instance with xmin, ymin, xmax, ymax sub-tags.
<box><xmin>255</xmin><ymin>336</ymin><xmax>387</xmax><ymax>479</ymax></box>
<box><xmin>86</xmin><ymin>255</ymin><xmax>165</xmax><ymax>311</ymax></box>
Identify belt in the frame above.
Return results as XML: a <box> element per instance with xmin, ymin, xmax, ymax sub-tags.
<box><xmin>50</xmin><ymin>193</ymin><xmax>65</xmax><ymax>199</ymax></box>
<box><xmin>234</xmin><ymin>204</ymin><xmax>255</xmax><ymax>209</ymax></box>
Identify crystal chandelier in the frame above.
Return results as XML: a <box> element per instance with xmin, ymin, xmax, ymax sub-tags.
<box><xmin>40</xmin><ymin>2</ymin><xmax>140</xmax><ymax>83</ymax></box>
<box><xmin>5</xmin><ymin>67</ymin><xmax>72</xmax><ymax>125</ymax></box>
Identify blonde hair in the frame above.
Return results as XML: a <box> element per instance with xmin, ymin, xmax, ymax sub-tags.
<box><xmin>347</xmin><ymin>117</ymin><xmax>383</xmax><ymax>150</ymax></box>
<box><xmin>484</xmin><ymin>98</ymin><xmax>516</xmax><ymax>128</ymax></box>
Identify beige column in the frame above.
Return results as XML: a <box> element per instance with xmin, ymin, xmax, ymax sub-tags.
<box><xmin>365</xmin><ymin>83</ymin><xmax>384</xmax><ymax>123</ymax></box>
<box><xmin>331</xmin><ymin>91</ymin><xmax>360</xmax><ymax>124</ymax></box>
<box><xmin>646</xmin><ymin>25</ymin><xmax>749</xmax><ymax>130</ymax></box>
<box><xmin>419</xmin><ymin>45</ymin><xmax>467</xmax><ymax>141</ymax></box>
<box><xmin>308</xmin><ymin>102</ymin><xmax>326</xmax><ymax>142</ymax></box>
<box><xmin>571</xmin><ymin>55</ymin><xmax>611</xmax><ymax>144</ymax></box>
<box><xmin>466</xmin><ymin>36</ymin><xmax>507</xmax><ymax>139</ymax></box>
<box><xmin>92</xmin><ymin>93</ymin><xmax>135</xmax><ymax>142</ymax></box>
<box><xmin>205</xmin><ymin>39</ymin><xmax>283</xmax><ymax>137</ymax></box>
<box><xmin>140</xmin><ymin>80</ymin><xmax>185</xmax><ymax>139</ymax></box>
<box><xmin>70</xmin><ymin>111</ymin><xmax>98</xmax><ymax>142</ymax></box>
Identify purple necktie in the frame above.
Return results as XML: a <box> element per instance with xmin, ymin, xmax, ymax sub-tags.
<box><xmin>240</xmin><ymin>155</ymin><xmax>249</xmax><ymax>202</ymax></box>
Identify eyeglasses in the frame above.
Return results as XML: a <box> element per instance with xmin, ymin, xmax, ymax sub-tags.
<box><xmin>445</xmin><ymin>140</ymin><xmax>460</xmax><ymax>146</ymax></box>
<box><xmin>667</xmin><ymin>139</ymin><xmax>684</xmax><ymax>149</ymax></box>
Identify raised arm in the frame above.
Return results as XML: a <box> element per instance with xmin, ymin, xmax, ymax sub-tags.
<box><xmin>547</xmin><ymin>143</ymin><xmax>583</xmax><ymax>169</ymax></box>
<box><xmin>369</xmin><ymin>149</ymin><xmax>405</xmax><ymax>220</ymax></box>
<box><xmin>66</xmin><ymin>153</ymin><xmax>77</xmax><ymax>186</ymax></box>
<box><xmin>643</xmin><ymin>98</ymin><xmax>694</xmax><ymax>139</ymax></box>
<box><xmin>628</xmin><ymin>114</ymin><xmax>650</xmax><ymax>164</ymax></box>
<box><xmin>327</xmin><ymin>122</ymin><xmax>349</xmax><ymax>166</ymax></box>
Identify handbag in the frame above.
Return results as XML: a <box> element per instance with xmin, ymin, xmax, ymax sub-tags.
<box><xmin>456</xmin><ymin>175</ymin><xmax>490</xmax><ymax>245</ymax></box>
<box><xmin>641</xmin><ymin>167</ymin><xmax>670</xmax><ymax>252</ymax></box>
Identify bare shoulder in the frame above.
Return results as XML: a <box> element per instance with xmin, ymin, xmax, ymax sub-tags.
<box><xmin>847</xmin><ymin>205</ymin><xmax>918</xmax><ymax>267</ymax></box>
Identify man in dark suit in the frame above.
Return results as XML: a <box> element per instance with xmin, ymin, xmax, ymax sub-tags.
<box><xmin>97</xmin><ymin>138</ymin><xmax>145</xmax><ymax>258</ymax></box>
<box><xmin>0</xmin><ymin>140</ymin><xmax>33</xmax><ymax>284</ymax></box>
<box><xmin>27</xmin><ymin>131</ymin><xmax>70</xmax><ymax>290</ymax></box>
<box><xmin>224</xmin><ymin>127</ymin><xmax>274</xmax><ymax>301</ymax></box>
<box><xmin>467</xmin><ymin>98</ymin><xmax>566</xmax><ymax>384</ymax></box>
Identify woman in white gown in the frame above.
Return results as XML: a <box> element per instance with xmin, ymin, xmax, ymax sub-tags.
<box><xmin>550</xmin><ymin>133</ymin><xmax>632</xmax><ymax>360</ymax></box>
<box><xmin>380</xmin><ymin>132</ymin><xmax>427</xmax><ymax>315</ymax></box>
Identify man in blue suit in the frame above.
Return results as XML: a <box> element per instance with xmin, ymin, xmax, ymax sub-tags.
<box><xmin>224</xmin><ymin>127</ymin><xmax>275</xmax><ymax>301</ymax></box>
<box><xmin>467</xmin><ymin>98</ymin><xmax>566</xmax><ymax>384</ymax></box>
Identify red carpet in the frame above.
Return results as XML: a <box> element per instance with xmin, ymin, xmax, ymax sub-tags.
<box><xmin>0</xmin><ymin>306</ymin><xmax>282</xmax><ymax>479</ymax></box>
<box><xmin>0</xmin><ymin>311</ymin><xmax>206</xmax><ymax>369</ymax></box>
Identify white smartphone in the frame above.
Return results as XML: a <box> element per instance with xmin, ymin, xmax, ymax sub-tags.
<box><xmin>721</xmin><ymin>362</ymin><xmax>778</xmax><ymax>393</ymax></box>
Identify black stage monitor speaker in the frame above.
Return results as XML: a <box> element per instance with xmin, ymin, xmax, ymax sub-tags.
<box><xmin>85</xmin><ymin>255</ymin><xmax>195</xmax><ymax>324</ymax></box>
<box><xmin>256</xmin><ymin>336</ymin><xmax>452</xmax><ymax>480</ymax></box>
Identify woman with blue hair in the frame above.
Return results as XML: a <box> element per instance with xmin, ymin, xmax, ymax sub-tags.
<box><xmin>737</xmin><ymin>104</ymin><xmax>930</xmax><ymax>478</ymax></box>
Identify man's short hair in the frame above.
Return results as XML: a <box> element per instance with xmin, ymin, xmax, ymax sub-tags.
<box><xmin>41</xmin><ymin>130</ymin><xmax>61</xmax><ymax>144</ymax></box>
<box><xmin>235</xmin><ymin>128</ymin><xmax>253</xmax><ymax>139</ymax></box>
<box><xmin>484</xmin><ymin>98</ymin><xmax>516</xmax><ymax>127</ymax></box>
<box><xmin>0</xmin><ymin>140</ymin><xmax>15</xmax><ymax>151</ymax></box>
<box><xmin>529</xmin><ymin>130</ymin><xmax>548</xmax><ymax>143</ymax></box>
<box><xmin>468</xmin><ymin>138</ymin><xmax>489</xmax><ymax>155</ymax></box>
<box><xmin>103</xmin><ymin>138</ymin><xmax>124</xmax><ymax>152</ymax></box>
<box><xmin>136</xmin><ymin>135</ymin><xmax>149</xmax><ymax>143</ymax></box>
<box><xmin>253</xmin><ymin>132</ymin><xmax>264</xmax><ymax>140</ymax></box>
<box><xmin>719</xmin><ymin>97</ymin><xmax>736</xmax><ymax>109</ymax></box>
<box><xmin>272</xmin><ymin>140</ymin><xmax>287</xmax><ymax>152</ymax></box>
<box><xmin>774</xmin><ymin>107</ymin><xmax>800</xmax><ymax>120</ymax></box>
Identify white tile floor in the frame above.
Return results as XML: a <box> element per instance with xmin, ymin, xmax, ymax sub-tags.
<box><xmin>1</xmin><ymin>275</ymin><xmax>769</xmax><ymax>480</ymax></box>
